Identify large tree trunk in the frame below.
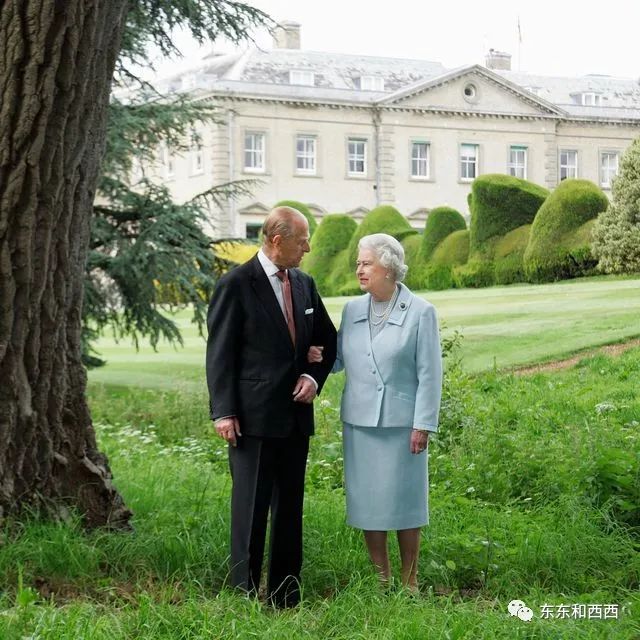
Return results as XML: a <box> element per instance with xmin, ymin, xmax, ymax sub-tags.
<box><xmin>0</xmin><ymin>1</ymin><xmax>131</xmax><ymax>527</ymax></box>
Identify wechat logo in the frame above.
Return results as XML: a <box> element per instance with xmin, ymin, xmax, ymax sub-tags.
<box><xmin>508</xmin><ymin>599</ymin><xmax>534</xmax><ymax>622</ymax></box>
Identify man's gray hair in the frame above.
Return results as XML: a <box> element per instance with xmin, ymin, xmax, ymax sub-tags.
<box><xmin>262</xmin><ymin>206</ymin><xmax>308</xmax><ymax>241</ymax></box>
<box><xmin>358</xmin><ymin>233</ymin><xmax>408</xmax><ymax>282</ymax></box>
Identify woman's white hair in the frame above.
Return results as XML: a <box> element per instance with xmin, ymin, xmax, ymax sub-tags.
<box><xmin>358</xmin><ymin>233</ymin><xmax>408</xmax><ymax>282</ymax></box>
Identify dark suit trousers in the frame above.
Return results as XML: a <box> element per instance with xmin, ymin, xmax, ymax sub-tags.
<box><xmin>228</xmin><ymin>432</ymin><xmax>310</xmax><ymax>607</ymax></box>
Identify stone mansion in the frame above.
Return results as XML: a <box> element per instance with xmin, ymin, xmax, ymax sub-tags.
<box><xmin>149</xmin><ymin>22</ymin><xmax>640</xmax><ymax>239</ymax></box>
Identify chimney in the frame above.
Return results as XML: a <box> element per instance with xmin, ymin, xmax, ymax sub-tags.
<box><xmin>485</xmin><ymin>49</ymin><xmax>511</xmax><ymax>71</ymax></box>
<box><xmin>273</xmin><ymin>21</ymin><xmax>301</xmax><ymax>49</ymax></box>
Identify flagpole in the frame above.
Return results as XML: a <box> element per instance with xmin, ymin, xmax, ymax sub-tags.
<box><xmin>517</xmin><ymin>16</ymin><xmax>522</xmax><ymax>71</ymax></box>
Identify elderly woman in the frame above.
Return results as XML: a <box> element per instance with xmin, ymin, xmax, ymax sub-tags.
<box><xmin>310</xmin><ymin>233</ymin><xmax>442</xmax><ymax>590</ymax></box>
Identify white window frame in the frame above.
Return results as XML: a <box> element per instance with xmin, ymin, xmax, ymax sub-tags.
<box><xmin>289</xmin><ymin>70</ymin><xmax>315</xmax><ymax>86</ymax></box>
<box><xmin>600</xmin><ymin>151</ymin><xmax>619</xmax><ymax>189</ymax></box>
<box><xmin>559</xmin><ymin>149</ymin><xmax>578</xmax><ymax>181</ymax></box>
<box><xmin>358</xmin><ymin>76</ymin><xmax>384</xmax><ymax>91</ymax></box>
<box><xmin>508</xmin><ymin>145</ymin><xmax>528</xmax><ymax>180</ymax></box>
<box><xmin>295</xmin><ymin>135</ymin><xmax>316</xmax><ymax>175</ymax></box>
<box><xmin>347</xmin><ymin>138</ymin><xmax>367</xmax><ymax>176</ymax></box>
<box><xmin>410</xmin><ymin>141</ymin><xmax>430</xmax><ymax>179</ymax></box>
<box><xmin>582</xmin><ymin>92</ymin><xmax>601</xmax><ymax>106</ymax></box>
<box><xmin>161</xmin><ymin>144</ymin><xmax>174</xmax><ymax>179</ymax></box>
<box><xmin>244</xmin><ymin>132</ymin><xmax>266</xmax><ymax>173</ymax></box>
<box><xmin>460</xmin><ymin>143</ymin><xmax>479</xmax><ymax>181</ymax></box>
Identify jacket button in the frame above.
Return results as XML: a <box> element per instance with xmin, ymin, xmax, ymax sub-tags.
<box><xmin>377</xmin><ymin>386</ymin><xmax>382</xmax><ymax>391</ymax></box>
<box><xmin>371</xmin><ymin>370</ymin><xmax>376</xmax><ymax>374</ymax></box>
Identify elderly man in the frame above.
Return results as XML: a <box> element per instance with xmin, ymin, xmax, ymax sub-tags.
<box><xmin>206</xmin><ymin>206</ymin><xmax>337</xmax><ymax>607</ymax></box>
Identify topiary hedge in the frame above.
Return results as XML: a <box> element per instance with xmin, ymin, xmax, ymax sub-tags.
<box><xmin>302</xmin><ymin>214</ymin><xmax>357</xmax><ymax>294</ymax></box>
<box><xmin>453</xmin><ymin>259</ymin><xmax>495</xmax><ymax>288</ymax></box>
<box><xmin>401</xmin><ymin>234</ymin><xmax>425</xmax><ymax>290</ymax></box>
<box><xmin>524</xmin><ymin>179</ymin><xmax>608</xmax><ymax>283</ymax></box>
<box><xmin>346</xmin><ymin>205</ymin><xmax>416</xmax><ymax>265</ymax></box>
<box><xmin>493</xmin><ymin>224</ymin><xmax>531</xmax><ymax>285</ymax></box>
<box><xmin>431</xmin><ymin>229</ymin><xmax>470</xmax><ymax>267</ymax></box>
<box><xmin>274</xmin><ymin>200</ymin><xmax>318</xmax><ymax>236</ymax></box>
<box><xmin>469</xmin><ymin>174</ymin><xmax>549</xmax><ymax>252</ymax></box>
<box><xmin>421</xmin><ymin>207</ymin><xmax>467</xmax><ymax>260</ymax></box>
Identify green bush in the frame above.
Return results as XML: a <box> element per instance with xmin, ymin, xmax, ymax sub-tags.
<box><xmin>274</xmin><ymin>199</ymin><xmax>318</xmax><ymax>236</ymax></box>
<box><xmin>469</xmin><ymin>174</ymin><xmax>549</xmax><ymax>251</ymax></box>
<box><xmin>302</xmin><ymin>214</ymin><xmax>357</xmax><ymax>294</ymax></box>
<box><xmin>453</xmin><ymin>259</ymin><xmax>495</xmax><ymax>288</ymax></box>
<box><xmin>424</xmin><ymin>264</ymin><xmax>453</xmax><ymax>290</ymax></box>
<box><xmin>402</xmin><ymin>234</ymin><xmax>426</xmax><ymax>290</ymax></box>
<box><xmin>346</xmin><ymin>205</ymin><xmax>416</xmax><ymax>265</ymax></box>
<box><xmin>592</xmin><ymin>137</ymin><xmax>640</xmax><ymax>274</ymax></box>
<box><xmin>431</xmin><ymin>229</ymin><xmax>470</xmax><ymax>267</ymax></box>
<box><xmin>493</xmin><ymin>224</ymin><xmax>531</xmax><ymax>285</ymax></box>
<box><xmin>422</xmin><ymin>207</ymin><xmax>466</xmax><ymax>260</ymax></box>
<box><xmin>524</xmin><ymin>179</ymin><xmax>608</xmax><ymax>283</ymax></box>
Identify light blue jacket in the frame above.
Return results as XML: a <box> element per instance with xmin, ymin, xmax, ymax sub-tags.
<box><xmin>334</xmin><ymin>283</ymin><xmax>442</xmax><ymax>432</ymax></box>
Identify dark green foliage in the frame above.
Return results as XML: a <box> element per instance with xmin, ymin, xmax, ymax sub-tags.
<box><xmin>302</xmin><ymin>214</ymin><xmax>357</xmax><ymax>294</ymax></box>
<box><xmin>431</xmin><ymin>229</ymin><xmax>470</xmax><ymax>267</ymax></box>
<box><xmin>453</xmin><ymin>260</ymin><xmax>495</xmax><ymax>288</ymax></box>
<box><xmin>424</xmin><ymin>264</ymin><xmax>454</xmax><ymax>290</ymax></box>
<box><xmin>84</xmin><ymin>2</ymin><xmax>271</xmax><ymax>364</ymax></box>
<box><xmin>346</xmin><ymin>205</ymin><xmax>415</xmax><ymax>265</ymax></box>
<box><xmin>324</xmin><ymin>248</ymin><xmax>357</xmax><ymax>296</ymax></box>
<box><xmin>274</xmin><ymin>200</ymin><xmax>318</xmax><ymax>236</ymax></box>
<box><xmin>493</xmin><ymin>225</ymin><xmax>531</xmax><ymax>285</ymax></box>
<box><xmin>524</xmin><ymin>179</ymin><xmax>608</xmax><ymax>283</ymax></box>
<box><xmin>422</xmin><ymin>207</ymin><xmax>466</xmax><ymax>260</ymax></box>
<box><xmin>402</xmin><ymin>234</ymin><xmax>425</xmax><ymax>290</ymax></box>
<box><xmin>469</xmin><ymin>174</ymin><xmax>549</xmax><ymax>251</ymax></box>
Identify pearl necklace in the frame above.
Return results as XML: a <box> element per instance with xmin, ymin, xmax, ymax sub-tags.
<box><xmin>369</xmin><ymin>286</ymin><xmax>399</xmax><ymax>326</ymax></box>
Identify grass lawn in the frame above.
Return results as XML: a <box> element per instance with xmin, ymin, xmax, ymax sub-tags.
<box><xmin>1</xmin><ymin>275</ymin><xmax>639</xmax><ymax>638</ymax></box>
<box><xmin>89</xmin><ymin>275</ymin><xmax>640</xmax><ymax>393</ymax></box>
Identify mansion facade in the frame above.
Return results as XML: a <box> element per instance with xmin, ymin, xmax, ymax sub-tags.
<box><xmin>151</xmin><ymin>23</ymin><xmax>640</xmax><ymax>239</ymax></box>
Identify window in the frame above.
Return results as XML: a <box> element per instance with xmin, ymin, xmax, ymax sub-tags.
<box><xmin>161</xmin><ymin>145</ymin><xmax>174</xmax><ymax>179</ymax></box>
<box><xmin>244</xmin><ymin>133</ymin><xmax>265</xmax><ymax>172</ymax></box>
<box><xmin>245</xmin><ymin>223</ymin><xmax>262</xmax><ymax>240</ymax></box>
<box><xmin>357</xmin><ymin>76</ymin><xmax>384</xmax><ymax>91</ymax></box>
<box><xmin>572</xmin><ymin>92</ymin><xmax>602</xmax><ymax>106</ymax></box>
<box><xmin>289</xmin><ymin>70</ymin><xmax>315</xmax><ymax>86</ymax></box>
<box><xmin>508</xmin><ymin>146</ymin><xmax>528</xmax><ymax>179</ymax></box>
<box><xmin>600</xmin><ymin>151</ymin><xmax>619</xmax><ymax>189</ymax></box>
<box><xmin>411</xmin><ymin>142</ymin><xmax>430</xmax><ymax>179</ymax></box>
<box><xmin>559</xmin><ymin>150</ymin><xmax>578</xmax><ymax>181</ymax></box>
<box><xmin>296</xmin><ymin>136</ymin><xmax>316</xmax><ymax>174</ymax></box>
<box><xmin>347</xmin><ymin>138</ymin><xmax>367</xmax><ymax>175</ymax></box>
<box><xmin>460</xmin><ymin>144</ymin><xmax>478</xmax><ymax>180</ymax></box>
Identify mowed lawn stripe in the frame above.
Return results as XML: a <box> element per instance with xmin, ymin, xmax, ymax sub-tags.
<box><xmin>88</xmin><ymin>275</ymin><xmax>640</xmax><ymax>387</ymax></box>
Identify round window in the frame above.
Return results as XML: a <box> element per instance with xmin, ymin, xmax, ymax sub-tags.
<box><xmin>463</xmin><ymin>83</ymin><xmax>478</xmax><ymax>102</ymax></box>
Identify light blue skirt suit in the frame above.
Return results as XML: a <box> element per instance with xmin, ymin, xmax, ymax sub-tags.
<box><xmin>334</xmin><ymin>283</ymin><xmax>442</xmax><ymax>530</ymax></box>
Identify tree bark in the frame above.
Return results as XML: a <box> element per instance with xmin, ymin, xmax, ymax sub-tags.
<box><xmin>0</xmin><ymin>0</ymin><xmax>131</xmax><ymax>527</ymax></box>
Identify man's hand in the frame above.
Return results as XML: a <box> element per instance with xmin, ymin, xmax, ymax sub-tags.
<box><xmin>292</xmin><ymin>376</ymin><xmax>317</xmax><ymax>404</ymax></box>
<box><xmin>216</xmin><ymin>416</ymin><xmax>241</xmax><ymax>447</ymax></box>
<box><xmin>410</xmin><ymin>429</ymin><xmax>429</xmax><ymax>455</ymax></box>
<box><xmin>307</xmin><ymin>345</ymin><xmax>324</xmax><ymax>363</ymax></box>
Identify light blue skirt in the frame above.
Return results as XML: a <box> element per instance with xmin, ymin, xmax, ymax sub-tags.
<box><xmin>343</xmin><ymin>423</ymin><xmax>429</xmax><ymax>531</ymax></box>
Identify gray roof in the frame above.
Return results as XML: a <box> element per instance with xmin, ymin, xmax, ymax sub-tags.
<box><xmin>156</xmin><ymin>47</ymin><xmax>640</xmax><ymax>121</ymax></box>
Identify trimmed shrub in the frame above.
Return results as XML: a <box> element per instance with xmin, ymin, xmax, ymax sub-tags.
<box><xmin>422</xmin><ymin>207</ymin><xmax>466</xmax><ymax>260</ymax></box>
<box><xmin>453</xmin><ymin>259</ymin><xmax>495</xmax><ymax>288</ymax></box>
<box><xmin>302</xmin><ymin>214</ymin><xmax>357</xmax><ymax>294</ymax></box>
<box><xmin>424</xmin><ymin>264</ymin><xmax>453</xmax><ymax>290</ymax></box>
<box><xmin>402</xmin><ymin>234</ymin><xmax>425</xmax><ymax>290</ymax></box>
<box><xmin>592</xmin><ymin>137</ymin><xmax>640</xmax><ymax>274</ymax></box>
<box><xmin>524</xmin><ymin>179</ymin><xmax>608</xmax><ymax>283</ymax></box>
<box><xmin>469</xmin><ymin>174</ymin><xmax>549</xmax><ymax>251</ymax></box>
<box><xmin>493</xmin><ymin>224</ymin><xmax>531</xmax><ymax>285</ymax></box>
<box><xmin>431</xmin><ymin>229</ymin><xmax>470</xmax><ymax>267</ymax></box>
<box><xmin>346</xmin><ymin>205</ymin><xmax>416</xmax><ymax>265</ymax></box>
<box><xmin>274</xmin><ymin>200</ymin><xmax>318</xmax><ymax>236</ymax></box>
<box><xmin>325</xmin><ymin>248</ymin><xmax>357</xmax><ymax>295</ymax></box>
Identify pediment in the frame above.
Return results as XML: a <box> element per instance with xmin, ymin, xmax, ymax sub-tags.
<box><xmin>346</xmin><ymin>206</ymin><xmax>370</xmax><ymax>219</ymax></box>
<box><xmin>238</xmin><ymin>201</ymin><xmax>270</xmax><ymax>215</ymax></box>
<box><xmin>380</xmin><ymin>66</ymin><xmax>564</xmax><ymax>117</ymax></box>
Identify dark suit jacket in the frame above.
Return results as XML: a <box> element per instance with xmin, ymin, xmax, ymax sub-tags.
<box><xmin>206</xmin><ymin>254</ymin><xmax>337</xmax><ymax>437</ymax></box>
